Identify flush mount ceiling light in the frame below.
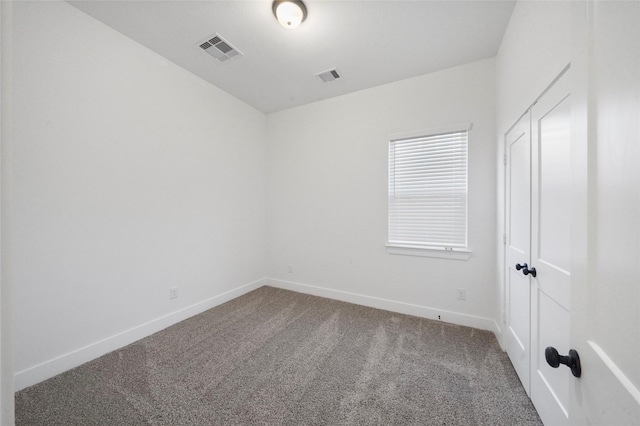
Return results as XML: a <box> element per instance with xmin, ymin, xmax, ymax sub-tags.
<box><xmin>272</xmin><ymin>0</ymin><xmax>307</xmax><ymax>29</ymax></box>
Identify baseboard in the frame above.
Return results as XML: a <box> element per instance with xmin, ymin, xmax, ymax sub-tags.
<box><xmin>14</xmin><ymin>278</ymin><xmax>266</xmax><ymax>391</ymax></box>
<box><xmin>267</xmin><ymin>278</ymin><xmax>500</xmax><ymax>336</ymax></box>
<box><xmin>494</xmin><ymin>320</ymin><xmax>505</xmax><ymax>351</ymax></box>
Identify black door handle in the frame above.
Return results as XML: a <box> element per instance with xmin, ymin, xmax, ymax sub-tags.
<box><xmin>545</xmin><ymin>346</ymin><xmax>581</xmax><ymax>378</ymax></box>
<box><xmin>523</xmin><ymin>266</ymin><xmax>537</xmax><ymax>277</ymax></box>
<box><xmin>515</xmin><ymin>263</ymin><xmax>537</xmax><ymax>277</ymax></box>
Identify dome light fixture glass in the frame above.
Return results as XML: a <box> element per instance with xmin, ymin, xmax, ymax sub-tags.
<box><xmin>272</xmin><ymin>0</ymin><xmax>307</xmax><ymax>29</ymax></box>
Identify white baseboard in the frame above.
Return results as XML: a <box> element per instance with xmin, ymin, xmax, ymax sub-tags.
<box><xmin>494</xmin><ymin>321</ymin><xmax>505</xmax><ymax>351</ymax></box>
<box><xmin>267</xmin><ymin>278</ymin><xmax>500</xmax><ymax>336</ymax></box>
<box><xmin>14</xmin><ymin>278</ymin><xmax>266</xmax><ymax>391</ymax></box>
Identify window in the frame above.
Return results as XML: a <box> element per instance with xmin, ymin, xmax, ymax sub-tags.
<box><xmin>387</xmin><ymin>125</ymin><xmax>470</xmax><ymax>258</ymax></box>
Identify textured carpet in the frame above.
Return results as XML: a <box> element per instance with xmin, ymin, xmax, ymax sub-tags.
<box><xmin>16</xmin><ymin>286</ymin><xmax>542</xmax><ymax>425</ymax></box>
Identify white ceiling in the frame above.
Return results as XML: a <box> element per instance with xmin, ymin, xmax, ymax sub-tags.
<box><xmin>68</xmin><ymin>0</ymin><xmax>516</xmax><ymax>114</ymax></box>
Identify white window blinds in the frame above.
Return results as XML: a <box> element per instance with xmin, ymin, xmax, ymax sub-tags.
<box><xmin>388</xmin><ymin>128</ymin><xmax>468</xmax><ymax>249</ymax></box>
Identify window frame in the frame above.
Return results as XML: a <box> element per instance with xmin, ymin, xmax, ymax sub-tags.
<box><xmin>386</xmin><ymin>123</ymin><xmax>472</xmax><ymax>260</ymax></box>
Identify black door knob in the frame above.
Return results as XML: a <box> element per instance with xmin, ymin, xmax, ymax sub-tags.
<box><xmin>515</xmin><ymin>263</ymin><xmax>537</xmax><ymax>277</ymax></box>
<box><xmin>545</xmin><ymin>346</ymin><xmax>581</xmax><ymax>378</ymax></box>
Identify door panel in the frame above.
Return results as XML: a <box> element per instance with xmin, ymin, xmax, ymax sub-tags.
<box><xmin>538</xmin><ymin>98</ymin><xmax>571</xmax><ymax>274</ymax></box>
<box><xmin>509</xmin><ymin>133</ymin><xmax>531</xmax><ymax>254</ymax></box>
<box><xmin>533</xmin><ymin>288</ymin><xmax>571</xmax><ymax>423</ymax></box>
<box><xmin>507</xmin><ymin>268</ymin><xmax>530</xmax><ymax>383</ymax></box>
<box><xmin>504</xmin><ymin>114</ymin><xmax>531</xmax><ymax>394</ymax></box>
<box><xmin>531</xmin><ymin>68</ymin><xmax>572</xmax><ymax>426</ymax></box>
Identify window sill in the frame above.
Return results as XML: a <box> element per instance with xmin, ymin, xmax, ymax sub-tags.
<box><xmin>386</xmin><ymin>244</ymin><xmax>472</xmax><ymax>260</ymax></box>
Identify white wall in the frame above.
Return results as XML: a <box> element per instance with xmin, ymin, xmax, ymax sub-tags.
<box><xmin>569</xmin><ymin>1</ymin><xmax>640</xmax><ymax>422</ymax></box>
<box><xmin>11</xmin><ymin>1</ymin><xmax>267</xmax><ymax>390</ymax></box>
<box><xmin>266</xmin><ymin>58</ymin><xmax>498</xmax><ymax>331</ymax></box>
<box><xmin>1</xmin><ymin>0</ymin><xmax>15</xmax><ymax>422</ymax></box>
<box><xmin>496</xmin><ymin>0</ymin><xmax>571</xmax><ymax>133</ymax></box>
<box><xmin>495</xmin><ymin>0</ymin><xmax>571</xmax><ymax>345</ymax></box>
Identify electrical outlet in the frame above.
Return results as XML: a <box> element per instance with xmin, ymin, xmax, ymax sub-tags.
<box><xmin>456</xmin><ymin>288</ymin><xmax>466</xmax><ymax>300</ymax></box>
<box><xmin>287</xmin><ymin>264</ymin><xmax>293</xmax><ymax>274</ymax></box>
<box><xmin>170</xmin><ymin>287</ymin><xmax>178</xmax><ymax>299</ymax></box>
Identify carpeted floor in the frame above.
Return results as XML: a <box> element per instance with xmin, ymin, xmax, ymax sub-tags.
<box><xmin>16</xmin><ymin>286</ymin><xmax>542</xmax><ymax>425</ymax></box>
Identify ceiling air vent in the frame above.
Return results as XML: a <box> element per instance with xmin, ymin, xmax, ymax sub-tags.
<box><xmin>316</xmin><ymin>68</ymin><xmax>341</xmax><ymax>83</ymax></box>
<box><xmin>199</xmin><ymin>34</ymin><xmax>243</xmax><ymax>63</ymax></box>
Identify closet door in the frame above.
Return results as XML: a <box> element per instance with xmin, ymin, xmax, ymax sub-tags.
<box><xmin>504</xmin><ymin>112</ymin><xmax>532</xmax><ymax>395</ymax></box>
<box><xmin>530</xmin><ymin>69</ymin><xmax>572</xmax><ymax>426</ymax></box>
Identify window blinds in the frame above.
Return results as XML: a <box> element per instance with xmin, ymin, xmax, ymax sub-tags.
<box><xmin>388</xmin><ymin>129</ymin><xmax>468</xmax><ymax>249</ymax></box>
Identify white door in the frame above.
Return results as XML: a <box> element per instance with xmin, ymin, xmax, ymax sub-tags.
<box><xmin>505</xmin><ymin>69</ymin><xmax>573</xmax><ymax>425</ymax></box>
<box><xmin>504</xmin><ymin>112</ymin><xmax>532</xmax><ymax>395</ymax></box>
<box><xmin>530</xmin><ymin>69</ymin><xmax>572</xmax><ymax>426</ymax></box>
<box><xmin>569</xmin><ymin>1</ymin><xmax>640</xmax><ymax>424</ymax></box>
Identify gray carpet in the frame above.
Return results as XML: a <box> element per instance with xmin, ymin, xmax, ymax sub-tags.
<box><xmin>16</xmin><ymin>286</ymin><xmax>542</xmax><ymax>425</ymax></box>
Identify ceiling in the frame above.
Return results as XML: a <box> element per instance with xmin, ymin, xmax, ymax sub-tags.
<box><xmin>68</xmin><ymin>0</ymin><xmax>516</xmax><ymax>114</ymax></box>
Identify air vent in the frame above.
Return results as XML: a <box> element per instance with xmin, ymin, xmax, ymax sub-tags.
<box><xmin>198</xmin><ymin>34</ymin><xmax>243</xmax><ymax>63</ymax></box>
<box><xmin>316</xmin><ymin>68</ymin><xmax>341</xmax><ymax>83</ymax></box>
